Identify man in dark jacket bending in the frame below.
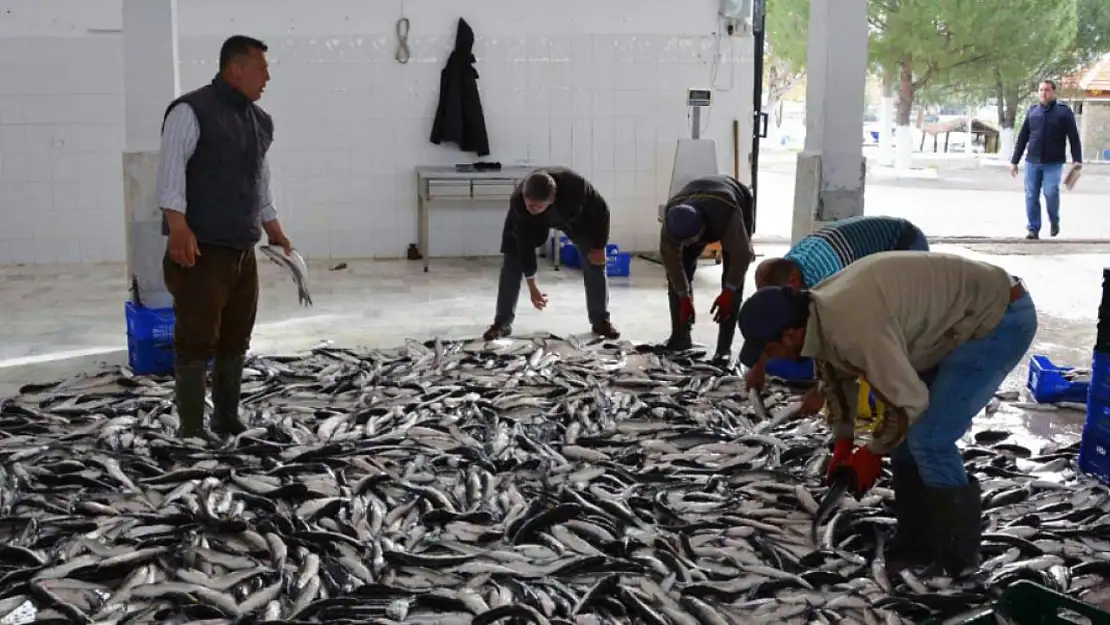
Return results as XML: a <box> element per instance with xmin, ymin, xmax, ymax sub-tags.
<box><xmin>482</xmin><ymin>168</ymin><xmax>620</xmax><ymax>341</ymax></box>
<box><xmin>659</xmin><ymin>174</ymin><xmax>755</xmax><ymax>362</ymax></box>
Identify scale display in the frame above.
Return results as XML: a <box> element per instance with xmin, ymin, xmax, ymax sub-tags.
<box><xmin>687</xmin><ymin>89</ymin><xmax>712</xmax><ymax>107</ymax></box>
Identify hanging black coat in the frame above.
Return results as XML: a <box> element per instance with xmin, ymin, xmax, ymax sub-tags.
<box><xmin>430</xmin><ymin>18</ymin><xmax>490</xmax><ymax>156</ymax></box>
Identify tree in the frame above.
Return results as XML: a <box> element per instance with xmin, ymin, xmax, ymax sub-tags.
<box><xmin>869</xmin><ymin>0</ymin><xmax>1003</xmax><ymax>128</ymax></box>
<box><xmin>763</xmin><ymin>0</ymin><xmax>809</xmax><ymax>127</ymax></box>
<box><xmin>934</xmin><ymin>0</ymin><xmax>1110</xmax><ymax>158</ymax></box>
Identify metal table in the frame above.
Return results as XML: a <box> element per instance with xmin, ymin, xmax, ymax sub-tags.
<box><xmin>415</xmin><ymin>166</ymin><xmax>539</xmax><ymax>272</ymax></box>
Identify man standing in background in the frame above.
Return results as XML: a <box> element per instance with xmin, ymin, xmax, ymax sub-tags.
<box><xmin>158</xmin><ymin>35</ymin><xmax>295</xmax><ymax>439</ymax></box>
<box><xmin>1010</xmin><ymin>79</ymin><xmax>1082</xmax><ymax>240</ymax></box>
<box><xmin>482</xmin><ymin>168</ymin><xmax>620</xmax><ymax>342</ymax></box>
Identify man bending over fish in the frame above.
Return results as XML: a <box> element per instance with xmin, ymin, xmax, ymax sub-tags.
<box><xmin>747</xmin><ymin>215</ymin><xmax>928</xmax><ymax>399</ymax></box>
<box><xmin>482</xmin><ymin>168</ymin><xmax>620</xmax><ymax>341</ymax></box>
<box><xmin>158</xmin><ymin>35</ymin><xmax>296</xmax><ymax>439</ymax></box>
<box><xmin>736</xmin><ymin>252</ymin><xmax>1037</xmax><ymax>575</ymax></box>
<box><xmin>658</xmin><ymin>174</ymin><xmax>755</xmax><ymax>364</ymax></box>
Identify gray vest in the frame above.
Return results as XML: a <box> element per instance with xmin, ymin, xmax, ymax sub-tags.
<box><xmin>160</xmin><ymin>75</ymin><xmax>274</xmax><ymax>250</ymax></box>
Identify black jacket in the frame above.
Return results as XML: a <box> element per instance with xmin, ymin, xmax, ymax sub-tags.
<box><xmin>430</xmin><ymin>18</ymin><xmax>490</xmax><ymax>157</ymax></box>
<box><xmin>659</xmin><ymin>174</ymin><xmax>754</xmax><ymax>295</ymax></box>
<box><xmin>1011</xmin><ymin>100</ymin><xmax>1082</xmax><ymax>165</ymax></box>
<box><xmin>500</xmin><ymin>167</ymin><xmax>610</xmax><ymax>278</ymax></box>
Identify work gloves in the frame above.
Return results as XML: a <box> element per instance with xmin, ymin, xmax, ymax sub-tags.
<box><xmin>827</xmin><ymin>440</ymin><xmax>883</xmax><ymax>497</ymax></box>
<box><xmin>678</xmin><ymin>296</ymin><xmax>696</xmax><ymax>327</ymax></box>
<box><xmin>680</xmin><ymin>288</ymin><xmax>734</xmax><ymax>327</ymax></box>
<box><xmin>711</xmin><ymin>288</ymin><xmax>735</xmax><ymax>323</ymax></box>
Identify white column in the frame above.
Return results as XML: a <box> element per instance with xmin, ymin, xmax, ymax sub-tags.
<box><xmin>878</xmin><ymin>89</ymin><xmax>894</xmax><ymax>166</ymax></box>
<box><xmin>965</xmin><ymin>109</ymin><xmax>974</xmax><ymax>154</ymax></box>
<box><xmin>790</xmin><ymin>0</ymin><xmax>870</xmax><ymax>244</ymax></box>
<box><xmin>123</xmin><ymin>0</ymin><xmax>180</xmax><ymax>309</ymax></box>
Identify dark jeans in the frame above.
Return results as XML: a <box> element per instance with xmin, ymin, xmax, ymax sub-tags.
<box><xmin>495</xmin><ymin>240</ymin><xmax>609</xmax><ymax>326</ymax></box>
<box><xmin>667</xmin><ymin>244</ymin><xmax>743</xmax><ymax>355</ymax></box>
<box><xmin>163</xmin><ymin>244</ymin><xmax>259</xmax><ymax>364</ymax></box>
<box><xmin>896</xmin><ymin>224</ymin><xmax>930</xmax><ymax>251</ymax></box>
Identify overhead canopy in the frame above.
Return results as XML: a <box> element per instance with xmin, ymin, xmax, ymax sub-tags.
<box><xmin>922</xmin><ymin>118</ymin><xmax>1000</xmax><ymax>136</ymax></box>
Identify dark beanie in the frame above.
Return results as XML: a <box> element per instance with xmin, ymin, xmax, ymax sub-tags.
<box><xmin>665</xmin><ymin>204</ymin><xmax>703</xmax><ymax>240</ymax></box>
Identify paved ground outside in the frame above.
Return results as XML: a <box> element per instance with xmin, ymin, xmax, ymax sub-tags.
<box><xmin>753</xmin><ymin>149</ymin><xmax>1110</xmax><ymax>241</ymax></box>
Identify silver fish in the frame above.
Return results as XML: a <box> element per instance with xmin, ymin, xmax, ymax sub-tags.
<box><xmin>259</xmin><ymin>244</ymin><xmax>313</xmax><ymax>307</ymax></box>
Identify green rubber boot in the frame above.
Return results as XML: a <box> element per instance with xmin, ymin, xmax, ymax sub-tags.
<box><xmin>174</xmin><ymin>361</ymin><xmax>208</xmax><ymax>439</ymax></box>
<box><xmin>211</xmin><ymin>354</ymin><xmax>248</xmax><ymax>436</ymax></box>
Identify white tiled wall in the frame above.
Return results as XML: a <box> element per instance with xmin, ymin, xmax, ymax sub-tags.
<box><xmin>0</xmin><ymin>0</ymin><xmax>754</xmax><ymax>264</ymax></box>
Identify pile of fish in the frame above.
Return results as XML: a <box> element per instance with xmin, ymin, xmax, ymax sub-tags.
<box><xmin>0</xmin><ymin>334</ymin><xmax>1107</xmax><ymax>625</ymax></box>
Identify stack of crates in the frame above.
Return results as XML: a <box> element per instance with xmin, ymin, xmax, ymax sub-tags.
<box><xmin>1079</xmin><ymin>268</ymin><xmax>1110</xmax><ymax>484</ymax></box>
<box><xmin>124</xmin><ymin>301</ymin><xmax>176</xmax><ymax>376</ymax></box>
<box><xmin>551</xmin><ymin>235</ymin><xmax>632</xmax><ymax>277</ymax></box>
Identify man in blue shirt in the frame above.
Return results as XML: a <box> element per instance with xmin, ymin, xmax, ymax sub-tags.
<box><xmin>1010</xmin><ymin>79</ymin><xmax>1082</xmax><ymax>240</ymax></box>
<box><xmin>746</xmin><ymin>215</ymin><xmax>927</xmax><ymax>395</ymax></box>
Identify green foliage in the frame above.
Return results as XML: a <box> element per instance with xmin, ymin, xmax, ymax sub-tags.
<box><xmin>764</xmin><ymin>0</ymin><xmax>811</xmax><ymax>71</ymax></box>
<box><xmin>869</xmin><ymin>0</ymin><xmax>1005</xmax><ymax>90</ymax></box>
<box><xmin>931</xmin><ymin>0</ymin><xmax>1110</xmax><ymax>126</ymax></box>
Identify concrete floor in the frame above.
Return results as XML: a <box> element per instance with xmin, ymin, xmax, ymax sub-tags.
<box><xmin>0</xmin><ymin>241</ymin><xmax>1103</xmax><ymax>452</ymax></box>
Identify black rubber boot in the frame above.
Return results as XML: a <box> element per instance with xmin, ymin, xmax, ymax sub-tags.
<box><xmin>211</xmin><ymin>354</ymin><xmax>248</xmax><ymax>436</ymax></box>
<box><xmin>713</xmin><ymin>290</ymin><xmax>742</xmax><ymax>359</ymax></box>
<box><xmin>886</xmin><ymin>459</ymin><xmax>932</xmax><ymax>565</ymax></box>
<box><xmin>174</xmin><ymin>361</ymin><xmax>208</xmax><ymax>439</ymax></box>
<box><xmin>663</xmin><ymin>292</ymin><xmax>694</xmax><ymax>350</ymax></box>
<box><xmin>925</xmin><ymin>476</ymin><xmax>983</xmax><ymax>576</ymax></box>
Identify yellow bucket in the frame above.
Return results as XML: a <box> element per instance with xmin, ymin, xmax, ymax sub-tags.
<box><xmin>817</xmin><ymin>378</ymin><xmax>886</xmax><ymax>432</ymax></box>
<box><xmin>856</xmin><ymin>378</ymin><xmax>885</xmax><ymax>432</ymax></box>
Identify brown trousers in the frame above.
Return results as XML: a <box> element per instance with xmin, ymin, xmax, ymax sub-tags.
<box><xmin>163</xmin><ymin>244</ymin><xmax>259</xmax><ymax>364</ymax></box>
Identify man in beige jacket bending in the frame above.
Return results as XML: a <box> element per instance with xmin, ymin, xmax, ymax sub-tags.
<box><xmin>736</xmin><ymin>251</ymin><xmax>1037</xmax><ymax>575</ymax></box>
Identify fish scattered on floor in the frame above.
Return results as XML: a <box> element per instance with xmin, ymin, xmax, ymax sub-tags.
<box><xmin>0</xmin><ymin>333</ymin><xmax>1106</xmax><ymax>625</ymax></box>
<box><xmin>259</xmin><ymin>245</ymin><xmax>313</xmax><ymax>307</ymax></box>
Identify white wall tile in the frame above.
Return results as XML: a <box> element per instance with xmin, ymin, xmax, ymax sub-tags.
<box><xmin>0</xmin><ymin>0</ymin><xmax>753</xmax><ymax>264</ymax></box>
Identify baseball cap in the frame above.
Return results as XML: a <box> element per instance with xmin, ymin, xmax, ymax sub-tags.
<box><xmin>738</xmin><ymin>286</ymin><xmax>801</xmax><ymax>368</ymax></box>
<box><xmin>664</xmin><ymin>204</ymin><xmax>703</xmax><ymax>241</ymax></box>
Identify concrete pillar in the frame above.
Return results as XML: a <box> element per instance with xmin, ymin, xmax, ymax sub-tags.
<box><xmin>123</xmin><ymin>0</ymin><xmax>180</xmax><ymax>309</ymax></box>
<box><xmin>791</xmin><ymin>0</ymin><xmax>869</xmax><ymax>245</ymax></box>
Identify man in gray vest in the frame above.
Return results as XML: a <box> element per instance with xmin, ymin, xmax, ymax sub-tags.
<box><xmin>157</xmin><ymin>35</ymin><xmax>295</xmax><ymax>439</ymax></box>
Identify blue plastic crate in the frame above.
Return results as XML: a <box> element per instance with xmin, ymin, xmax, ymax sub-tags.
<box><xmin>1089</xmin><ymin>351</ymin><xmax>1110</xmax><ymax>404</ymax></box>
<box><xmin>557</xmin><ymin>237</ymin><xmax>581</xmax><ymax>268</ymax></box>
<box><xmin>766</xmin><ymin>357</ymin><xmax>816</xmax><ymax>381</ymax></box>
<box><xmin>125</xmin><ymin>301</ymin><xmax>176</xmax><ymax>376</ymax></box>
<box><xmin>553</xmin><ymin>236</ymin><xmax>631</xmax><ymax>277</ymax></box>
<box><xmin>606</xmin><ymin>249</ymin><xmax>632</xmax><ymax>278</ymax></box>
<box><xmin>1079</xmin><ymin>424</ymin><xmax>1110</xmax><ymax>486</ymax></box>
<box><xmin>1026</xmin><ymin>354</ymin><xmax>1090</xmax><ymax>404</ymax></box>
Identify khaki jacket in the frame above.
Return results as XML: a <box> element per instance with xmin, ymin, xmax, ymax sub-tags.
<box><xmin>800</xmin><ymin>251</ymin><xmax>1014</xmax><ymax>454</ymax></box>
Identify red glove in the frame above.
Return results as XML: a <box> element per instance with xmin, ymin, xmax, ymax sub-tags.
<box><xmin>826</xmin><ymin>439</ymin><xmax>854</xmax><ymax>484</ymax></box>
<box><xmin>679</xmin><ymin>296</ymin><xmax>695</xmax><ymax>326</ymax></box>
<box><xmin>842</xmin><ymin>446</ymin><xmax>884</xmax><ymax>496</ymax></box>
<box><xmin>711</xmin><ymin>289</ymin><xmax>735</xmax><ymax>323</ymax></box>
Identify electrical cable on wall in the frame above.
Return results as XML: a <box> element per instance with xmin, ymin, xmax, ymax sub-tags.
<box><xmin>691</xmin><ymin>15</ymin><xmax>738</xmax><ymax>136</ymax></box>
<box><xmin>395</xmin><ymin>2</ymin><xmax>411</xmax><ymax>65</ymax></box>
